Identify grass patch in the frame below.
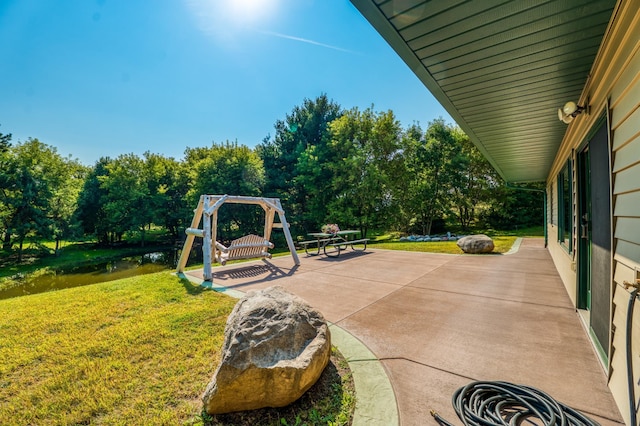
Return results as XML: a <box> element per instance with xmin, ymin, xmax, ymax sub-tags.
<box><xmin>477</xmin><ymin>226</ymin><xmax>544</xmax><ymax>238</ymax></box>
<box><xmin>0</xmin><ymin>272</ymin><xmax>354</xmax><ymax>424</ymax></box>
<box><xmin>0</xmin><ymin>272</ymin><xmax>236</xmax><ymax>424</ymax></box>
<box><xmin>369</xmin><ymin>227</ymin><xmax>544</xmax><ymax>254</ymax></box>
<box><xmin>370</xmin><ymin>236</ymin><xmax>519</xmax><ymax>254</ymax></box>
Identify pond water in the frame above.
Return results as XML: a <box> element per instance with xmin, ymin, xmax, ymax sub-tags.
<box><xmin>0</xmin><ymin>250</ymin><xmax>198</xmax><ymax>300</ymax></box>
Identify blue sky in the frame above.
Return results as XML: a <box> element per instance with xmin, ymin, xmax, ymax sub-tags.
<box><xmin>0</xmin><ymin>0</ymin><xmax>450</xmax><ymax>166</ymax></box>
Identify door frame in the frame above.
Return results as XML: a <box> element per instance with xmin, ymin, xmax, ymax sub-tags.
<box><xmin>576</xmin><ymin>144</ymin><xmax>591</xmax><ymax>311</ymax></box>
<box><xmin>575</xmin><ymin>109</ymin><xmax>613</xmax><ymax>364</ymax></box>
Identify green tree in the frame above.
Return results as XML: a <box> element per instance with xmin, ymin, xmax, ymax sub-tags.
<box><xmin>49</xmin><ymin>158</ymin><xmax>88</xmax><ymax>252</ymax></box>
<box><xmin>0</xmin><ymin>126</ymin><xmax>13</xmax><ymax>250</ymax></box>
<box><xmin>185</xmin><ymin>141</ymin><xmax>265</xmax><ymax>241</ymax></box>
<box><xmin>100</xmin><ymin>154</ymin><xmax>150</xmax><ymax>246</ymax></box>
<box><xmin>257</xmin><ymin>94</ymin><xmax>343</xmax><ymax>233</ymax></box>
<box><xmin>448</xmin><ymin>129</ymin><xmax>499</xmax><ymax>231</ymax></box>
<box><xmin>327</xmin><ymin>107</ymin><xmax>403</xmax><ymax>236</ymax></box>
<box><xmin>402</xmin><ymin>119</ymin><xmax>461</xmax><ymax>235</ymax></box>
<box><xmin>0</xmin><ymin>126</ymin><xmax>10</xmax><ymax>152</ymax></box>
<box><xmin>142</xmin><ymin>152</ymin><xmax>191</xmax><ymax>240</ymax></box>
<box><xmin>74</xmin><ymin>157</ymin><xmax>113</xmax><ymax>244</ymax></box>
<box><xmin>0</xmin><ymin>139</ymin><xmax>73</xmax><ymax>260</ymax></box>
<box><xmin>75</xmin><ymin>154</ymin><xmax>152</xmax><ymax>246</ymax></box>
<box><xmin>480</xmin><ymin>182</ymin><xmax>545</xmax><ymax>230</ymax></box>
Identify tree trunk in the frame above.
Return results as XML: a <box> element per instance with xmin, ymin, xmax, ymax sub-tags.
<box><xmin>2</xmin><ymin>230</ymin><xmax>11</xmax><ymax>250</ymax></box>
<box><xmin>424</xmin><ymin>212</ymin><xmax>433</xmax><ymax>235</ymax></box>
<box><xmin>18</xmin><ymin>237</ymin><xmax>24</xmax><ymax>262</ymax></box>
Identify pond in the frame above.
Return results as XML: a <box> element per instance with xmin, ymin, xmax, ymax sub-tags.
<box><xmin>0</xmin><ymin>249</ymin><xmax>198</xmax><ymax>300</ymax></box>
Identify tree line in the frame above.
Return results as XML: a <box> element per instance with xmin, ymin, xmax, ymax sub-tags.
<box><xmin>0</xmin><ymin>95</ymin><xmax>543</xmax><ymax>260</ymax></box>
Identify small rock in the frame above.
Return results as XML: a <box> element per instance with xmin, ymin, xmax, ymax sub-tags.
<box><xmin>457</xmin><ymin>234</ymin><xmax>494</xmax><ymax>253</ymax></box>
<box><xmin>202</xmin><ymin>286</ymin><xmax>331</xmax><ymax>414</ymax></box>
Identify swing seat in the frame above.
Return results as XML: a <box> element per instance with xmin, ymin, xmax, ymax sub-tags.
<box><xmin>214</xmin><ymin>234</ymin><xmax>274</xmax><ymax>266</ymax></box>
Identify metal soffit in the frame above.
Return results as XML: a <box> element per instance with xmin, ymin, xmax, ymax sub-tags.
<box><xmin>350</xmin><ymin>0</ymin><xmax>616</xmax><ymax>182</ymax></box>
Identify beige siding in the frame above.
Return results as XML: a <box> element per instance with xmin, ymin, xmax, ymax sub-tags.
<box><xmin>612</xmin><ymin>107</ymin><xmax>640</xmax><ymax>151</ymax></box>
<box><xmin>612</xmin><ymin>133</ymin><xmax>640</xmax><ymax>173</ymax></box>
<box><xmin>547</xmin><ymin>156</ymin><xmax>576</xmax><ymax>302</ymax></box>
<box><xmin>547</xmin><ymin>0</ymin><xmax>640</xmax><ymax>423</ymax></box>
<box><xmin>616</xmin><ymin>240</ymin><xmax>640</xmax><ymax>267</ymax></box>
<box><xmin>610</xmin><ymin>61</ymin><xmax>640</xmax><ymax>129</ymax></box>
<box><xmin>547</xmin><ymin>226</ymin><xmax>577</xmax><ymax>305</ymax></box>
<box><xmin>608</xmin><ymin>5</ymin><xmax>640</xmax><ymax>425</ymax></box>
<box><xmin>615</xmin><ymin>217</ymin><xmax>640</xmax><ymax>246</ymax></box>
<box><xmin>615</xmin><ymin>191</ymin><xmax>640</xmax><ymax>217</ymax></box>
<box><xmin>614</xmin><ymin>165</ymin><xmax>640</xmax><ymax>195</ymax></box>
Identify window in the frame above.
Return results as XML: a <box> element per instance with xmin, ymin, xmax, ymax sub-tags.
<box><xmin>557</xmin><ymin>160</ymin><xmax>572</xmax><ymax>251</ymax></box>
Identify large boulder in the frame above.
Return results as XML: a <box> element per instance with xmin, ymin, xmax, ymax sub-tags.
<box><xmin>202</xmin><ymin>286</ymin><xmax>331</xmax><ymax>415</ymax></box>
<box><xmin>457</xmin><ymin>234</ymin><xmax>495</xmax><ymax>254</ymax></box>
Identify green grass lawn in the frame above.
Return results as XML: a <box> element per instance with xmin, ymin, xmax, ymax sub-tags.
<box><xmin>370</xmin><ymin>236</ymin><xmax>517</xmax><ymax>254</ymax></box>
<box><xmin>0</xmin><ymin>272</ymin><xmax>236</xmax><ymax>424</ymax></box>
<box><xmin>368</xmin><ymin>226</ymin><xmax>544</xmax><ymax>254</ymax></box>
<box><xmin>0</xmin><ymin>272</ymin><xmax>355</xmax><ymax>425</ymax></box>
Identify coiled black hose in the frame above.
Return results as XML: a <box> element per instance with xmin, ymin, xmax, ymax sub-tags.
<box><xmin>431</xmin><ymin>381</ymin><xmax>601</xmax><ymax>426</ymax></box>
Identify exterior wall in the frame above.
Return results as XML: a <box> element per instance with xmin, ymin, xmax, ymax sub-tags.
<box><xmin>547</xmin><ymin>1</ymin><xmax>640</xmax><ymax>424</ymax></box>
<box><xmin>609</xmin><ymin>11</ymin><xmax>640</xmax><ymax>424</ymax></box>
<box><xmin>547</xmin><ymin>225</ymin><xmax>578</xmax><ymax>306</ymax></box>
<box><xmin>547</xmin><ymin>176</ymin><xmax>578</xmax><ymax>305</ymax></box>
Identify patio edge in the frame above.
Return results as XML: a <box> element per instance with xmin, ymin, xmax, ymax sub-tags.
<box><xmin>504</xmin><ymin>237</ymin><xmax>523</xmax><ymax>255</ymax></box>
<box><xmin>329</xmin><ymin>323</ymin><xmax>399</xmax><ymax>426</ymax></box>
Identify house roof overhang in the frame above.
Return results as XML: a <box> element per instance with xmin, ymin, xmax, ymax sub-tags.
<box><xmin>350</xmin><ymin>0</ymin><xmax>616</xmax><ymax>182</ymax></box>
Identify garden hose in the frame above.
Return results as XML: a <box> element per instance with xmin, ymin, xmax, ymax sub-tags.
<box><xmin>624</xmin><ymin>280</ymin><xmax>640</xmax><ymax>426</ymax></box>
<box><xmin>430</xmin><ymin>381</ymin><xmax>601</xmax><ymax>426</ymax></box>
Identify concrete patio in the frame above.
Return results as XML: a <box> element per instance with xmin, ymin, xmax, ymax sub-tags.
<box><xmin>183</xmin><ymin>238</ymin><xmax>624</xmax><ymax>426</ymax></box>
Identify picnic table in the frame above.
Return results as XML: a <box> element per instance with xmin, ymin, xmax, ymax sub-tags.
<box><xmin>299</xmin><ymin>230</ymin><xmax>369</xmax><ymax>257</ymax></box>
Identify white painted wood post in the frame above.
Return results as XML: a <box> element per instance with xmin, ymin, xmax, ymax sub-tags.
<box><xmin>264</xmin><ymin>205</ymin><xmax>275</xmax><ymax>242</ymax></box>
<box><xmin>202</xmin><ymin>195</ymin><xmax>213</xmax><ymax>281</ymax></box>
<box><xmin>176</xmin><ymin>195</ymin><xmax>204</xmax><ymax>273</ymax></box>
<box><xmin>276</xmin><ymin>199</ymin><xmax>300</xmax><ymax>265</ymax></box>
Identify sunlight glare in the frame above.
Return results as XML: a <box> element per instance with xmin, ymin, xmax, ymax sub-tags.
<box><xmin>186</xmin><ymin>0</ymin><xmax>281</xmax><ymax>43</ymax></box>
<box><xmin>229</xmin><ymin>0</ymin><xmax>278</xmax><ymax>26</ymax></box>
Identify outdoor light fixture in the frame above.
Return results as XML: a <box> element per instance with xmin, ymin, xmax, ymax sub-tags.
<box><xmin>557</xmin><ymin>101</ymin><xmax>587</xmax><ymax>124</ymax></box>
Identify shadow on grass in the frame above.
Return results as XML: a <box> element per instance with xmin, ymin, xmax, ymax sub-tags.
<box><xmin>177</xmin><ymin>274</ymin><xmax>210</xmax><ymax>296</ymax></box>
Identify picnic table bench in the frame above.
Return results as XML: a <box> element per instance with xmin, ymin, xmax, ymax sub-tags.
<box><xmin>300</xmin><ymin>230</ymin><xmax>369</xmax><ymax>257</ymax></box>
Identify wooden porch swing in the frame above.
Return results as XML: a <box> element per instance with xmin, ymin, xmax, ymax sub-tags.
<box><xmin>176</xmin><ymin>195</ymin><xmax>300</xmax><ymax>281</ymax></box>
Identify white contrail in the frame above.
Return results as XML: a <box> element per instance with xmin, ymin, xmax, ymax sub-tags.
<box><xmin>259</xmin><ymin>30</ymin><xmax>359</xmax><ymax>54</ymax></box>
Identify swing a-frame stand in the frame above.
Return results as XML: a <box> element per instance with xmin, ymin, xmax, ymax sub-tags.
<box><xmin>176</xmin><ymin>195</ymin><xmax>300</xmax><ymax>281</ymax></box>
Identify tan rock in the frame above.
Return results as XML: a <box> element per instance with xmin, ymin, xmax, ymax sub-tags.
<box><xmin>457</xmin><ymin>234</ymin><xmax>495</xmax><ymax>253</ymax></box>
<box><xmin>202</xmin><ymin>286</ymin><xmax>331</xmax><ymax>414</ymax></box>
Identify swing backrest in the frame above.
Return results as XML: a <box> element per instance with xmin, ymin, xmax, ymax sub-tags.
<box><xmin>215</xmin><ymin>234</ymin><xmax>274</xmax><ymax>265</ymax></box>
